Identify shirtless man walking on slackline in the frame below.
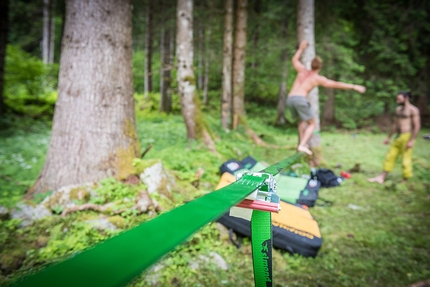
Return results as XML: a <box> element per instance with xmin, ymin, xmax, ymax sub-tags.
<box><xmin>287</xmin><ymin>40</ymin><xmax>366</xmax><ymax>155</ymax></box>
<box><xmin>368</xmin><ymin>91</ymin><xmax>421</xmax><ymax>184</ymax></box>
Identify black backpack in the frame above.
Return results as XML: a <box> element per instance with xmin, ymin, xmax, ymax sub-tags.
<box><xmin>316</xmin><ymin>168</ymin><xmax>340</xmax><ymax>188</ymax></box>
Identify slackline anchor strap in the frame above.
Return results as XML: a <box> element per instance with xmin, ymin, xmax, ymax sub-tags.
<box><xmin>8</xmin><ymin>153</ymin><xmax>303</xmax><ymax>287</ymax></box>
<box><xmin>251</xmin><ymin>210</ymin><xmax>273</xmax><ymax>287</ymax></box>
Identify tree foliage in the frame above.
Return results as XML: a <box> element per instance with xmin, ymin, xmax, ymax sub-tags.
<box><xmin>3</xmin><ymin>0</ymin><xmax>430</xmax><ymax>128</ymax></box>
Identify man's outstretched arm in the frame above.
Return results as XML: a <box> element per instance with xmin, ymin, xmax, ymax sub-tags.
<box><xmin>319</xmin><ymin>76</ymin><xmax>366</xmax><ymax>93</ymax></box>
<box><xmin>292</xmin><ymin>40</ymin><xmax>308</xmax><ymax>72</ymax></box>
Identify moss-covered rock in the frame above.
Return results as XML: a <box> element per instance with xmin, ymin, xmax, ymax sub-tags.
<box><xmin>139</xmin><ymin>161</ymin><xmax>176</xmax><ymax>200</ymax></box>
<box><xmin>107</xmin><ymin>216</ymin><xmax>126</xmax><ymax>229</ymax></box>
<box><xmin>10</xmin><ymin>202</ymin><xmax>52</xmax><ymax>227</ymax></box>
<box><xmin>42</xmin><ymin>183</ymin><xmax>93</xmax><ymax>210</ymax></box>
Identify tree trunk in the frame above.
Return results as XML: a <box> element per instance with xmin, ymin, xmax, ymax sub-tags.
<box><xmin>202</xmin><ymin>21</ymin><xmax>212</xmax><ymax>106</ymax></box>
<box><xmin>144</xmin><ymin>0</ymin><xmax>153</xmax><ymax>99</ymax></box>
<box><xmin>176</xmin><ymin>0</ymin><xmax>216</xmax><ymax>151</ymax></box>
<box><xmin>416</xmin><ymin>94</ymin><xmax>429</xmax><ymax>124</ymax></box>
<box><xmin>322</xmin><ymin>88</ymin><xmax>335</xmax><ymax>125</ymax></box>
<box><xmin>415</xmin><ymin>64</ymin><xmax>430</xmax><ymax>125</ymax></box>
<box><xmin>197</xmin><ymin>21</ymin><xmax>204</xmax><ymax>90</ymax></box>
<box><xmin>232</xmin><ymin>0</ymin><xmax>248</xmax><ymax>129</ymax></box>
<box><xmin>221</xmin><ymin>0</ymin><xmax>233</xmax><ymax>129</ymax></box>
<box><xmin>297</xmin><ymin>0</ymin><xmax>322</xmax><ymax>165</ymax></box>
<box><xmin>0</xmin><ymin>0</ymin><xmax>8</xmax><ymax>116</ymax></box>
<box><xmin>49</xmin><ymin>0</ymin><xmax>56</xmax><ymax>64</ymax></box>
<box><xmin>159</xmin><ymin>13</ymin><xmax>172</xmax><ymax>113</ymax></box>
<box><xmin>250</xmin><ymin>0</ymin><xmax>260</xmax><ymax>70</ymax></box>
<box><xmin>31</xmin><ymin>0</ymin><xmax>139</xmax><ymax>194</ymax></box>
<box><xmin>275</xmin><ymin>10</ymin><xmax>288</xmax><ymax>126</ymax></box>
<box><xmin>275</xmin><ymin>82</ymin><xmax>288</xmax><ymax>125</ymax></box>
<box><xmin>43</xmin><ymin>0</ymin><xmax>55</xmax><ymax>64</ymax></box>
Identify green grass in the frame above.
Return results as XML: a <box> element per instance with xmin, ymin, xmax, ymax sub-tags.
<box><xmin>0</xmin><ymin>109</ymin><xmax>429</xmax><ymax>287</ymax></box>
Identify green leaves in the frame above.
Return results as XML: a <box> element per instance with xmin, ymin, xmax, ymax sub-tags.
<box><xmin>4</xmin><ymin>45</ymin><xmax>59</xmax><ymax>118</ymax></box>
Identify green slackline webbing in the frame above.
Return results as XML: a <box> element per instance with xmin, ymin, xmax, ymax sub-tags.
<box><xmin>260</xmin><ymin>153</ymin><xmax>303</xmax><ymax>175</ymax></box>
<box><xmin>250</xmin><ymin>152</ymin><xmax>303</xmax><ymax>287</ymax></box>
<box><xmin>251</xmin><ymin>210</ymin><xmax>273</xmax><ymax>287</ymax></box>
<box><xmin>8</xmin><ymin>176</ymin><xmax>266</xmax><ymax>287</ymax></box>
<box><xmin>8</xmin><ymin>153</ymin><xmax>304</xmax><ymax>287</ymax></box>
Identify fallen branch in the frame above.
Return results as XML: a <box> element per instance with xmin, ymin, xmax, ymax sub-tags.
<box><xmin>61</xmin><ymin>203</ymin><xmax>126</xmax><ymax>217</ymax></box>
<box><xmin>140</xmin><ymin>144</ymin><xmax>153</xmax><ymax>158</ymax></box>
<box><xmin>61</xmin><ymin>190</ymin><xmax>162</xmax><ymax>217</ymax></box>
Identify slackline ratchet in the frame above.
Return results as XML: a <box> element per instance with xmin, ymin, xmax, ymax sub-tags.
<box><xmin>8</xmin><ymin>153</ymin><xmax>304</xmax><ymax>287</ymax></box>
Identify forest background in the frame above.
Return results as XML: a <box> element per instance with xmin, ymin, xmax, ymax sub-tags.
<box><xmin>2</xmin><ymin>0</ymin><xmax>430</xmax><ymax>127</ymax></box>
<box><xmin>0</xmin><ymin>0</ymin><xmax>430</xmax><ymax>286</ymax></box>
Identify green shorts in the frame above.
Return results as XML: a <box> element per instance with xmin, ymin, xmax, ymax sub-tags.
<box><xmin>286</xmin><ymin>96</ymin><xmax>315</xmax><ymax>121</ymax></box>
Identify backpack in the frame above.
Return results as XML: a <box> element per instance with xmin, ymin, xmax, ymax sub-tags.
<box><xmin>316</xmin><ymin>168</ymin><xmax>340</xmax><ymax>188</ymax></box>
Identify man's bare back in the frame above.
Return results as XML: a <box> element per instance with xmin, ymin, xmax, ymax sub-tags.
<box><xmin>288</xmin><ymin>40</ymin><xmax>365</xmax><ymax>98</ymax></box>
<box><xmin>289</xmin><ymin>70</ymin><xmax>324</xmax><ymax>97</ymax></box>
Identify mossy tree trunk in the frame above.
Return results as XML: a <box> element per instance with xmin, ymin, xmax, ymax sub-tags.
<box><xmin>0</xmin><ymin>0</ymin><xmax>8</xmax><ymax>116</ymax></box>
<box><xmin>144</xmin><ymin>0</ymin><xmax>153</xmax><ymax>99</ymax></box>
<box><xmin>232</xmin><ymin>0</ymin><xmax>248</xmax><ymax>129</ymax></box>
<box><xmin>297</xmin><ymin>0</ymin><xmax>322</xmax><ymax>165</ymax></box>
<box><xmin>221</xmin><ymin>0</ymin><xmax>233</xmax><ymax>129</ymax></box>
<box><xmin>30</xmin><ymin>0</ymin><xmax>140</xmax><ymax>194</ymax></box>
<box><xmin>176</xmin><ymin>0</ymin><xmax>216</xmax><ymax>151</ymax></box>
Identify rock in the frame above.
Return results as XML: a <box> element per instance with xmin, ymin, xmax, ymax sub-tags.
<box><xmin>135</xmin><ymin>190</ymin><xmax>160</xmax><ymax>213</ymax></box>
<box><xmin>42</xmin><ymin>183</ymin><xmax>93</xmax><ymax>210</ymax></box>
<box><xmin>145</xmin><ymin>264</ymin><xmax>164</xmax><ymax>285</ymax></box>
<box><xmin>10</xmin><ymin>202</ymin><xmax>52</xmax><ymax>227</ymax></box>
<box><xmin>347</xmin><ymin>204</ymin><xmax>361</xmax><ymax>210</ymax></box>
<box><xmin>216</xmin><ymin>223</ymin><xmax>230</xmax><ymax>241</ymax></box>
<box><xmin>85</xmin><ymin>217</ymin><xmax>118</xmax><ymax>231</ymax></box>
<box><xmin>208</xmin><ymin>252</ymin><xmax>229</xmax><ymax>270</ymax></box>
<box><xmin>107</xmin><ymin>216</ymin><xmax>126</xmax><ymax>229</ymax></box>
<box><xmin>189</xmin><ymin>252</ymin><xmax>228</xmax><ymax>271</ymax></box>
<box><xmin>139</xmin><ymin>161</ymin><xmax>175</xmax><ymax>198</ymax></box>
<box><xmin>0</xmin><ymin>205</ymin><xmax>9</xmax><ymax>220</ymax></box>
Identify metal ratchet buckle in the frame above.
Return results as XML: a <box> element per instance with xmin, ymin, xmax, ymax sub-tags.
<box><xmin>235</xmin><ymin>171</ymin><xmax>281</xmax><ymax>213</ymax></box>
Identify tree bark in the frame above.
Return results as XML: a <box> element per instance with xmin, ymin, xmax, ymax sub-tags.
<box><xmin>276</xmin><ymin>82</ymin><xmax>288</xmax><ymax>125</ymax></box>
<box><xmin>159</xmin><ymin>10</ymin><xmax>172</xmax><ymax>113</ymax></box>
<box><xmin>202</xmin><ymin>20</ymin><xmax>212</xmax><ymax>106</ymax></box>
<box><xmin>159</xmin><ymin>0</ymin><xmax>172</xmax><ymax>113</ymax></box>
<box><xmin>31</xmin><ymin>0</ymin><xmax>139</xmax><ymax>194</ymax></box>
<box><xmin>176</xmin><ymin>0</ymin><xmax>216</xmax><ymax>152</ymax></box>
<box><xmin>297</xmin><ymin>0</ymin><xmax>322</xmax><ymax>165</ymax></box>
<box><xmin>322</xmin><ymin>88</ymin><xmax>335</xmax><ymax>125</ymax></box>
<box><xmin>416</xmin><ymin>94</ymin><xmax>429</xmax><ymax>124</ymax></box>
<box><xmin>232</xmin><ymin>0</ymin><xmax>248</xmax><ymax>129</ymax></box>
<box><xmin>221</xmin><ymin>0</ymin><xmax>233</xmax><ymax>129</ymax></box>
<box><xmin>0</xmin><ymin>0</ymin><xmax>8</xmax><ymax>116</ymax></box>
<box><xmin>197</xmin><ymin>21</ymin><xmax>204</xmax><ymax>90</ymax></box>
<box><xmin>49</xmin><ymin>0</ymin><xmax>56</xmax><ymax>64</ymax></box>
<box><xmin>275</xmin><ymin>10</ymin><xmax>289</xmax><ymax>126</ymax></box>
<box><xmin>43</xmin><ymin>0</ymin><xmax>55</xmax><ymax>64</ymax></box>
<box><xmin>144</xmin><ymin>0</ymin><xmax>153</xmax><ymax>99</ymax></box>
<box><xmin>250</xmin><ymin>0</ymin><xmax>260</xmax><ymax>70</ymax></box>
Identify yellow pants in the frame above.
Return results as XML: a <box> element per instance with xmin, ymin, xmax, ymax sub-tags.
<box><xmin>383</xmin><ymin>133</ymin><xmax>413</xmax><ymax>178</ymax></box>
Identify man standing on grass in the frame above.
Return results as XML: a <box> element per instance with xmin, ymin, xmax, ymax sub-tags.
<box><xmin>287</xmin><ymin>40</ymin><xmax>366</xmax><ymax>155</ymax></box>
<box><xmin>368</xmin><ymin>91</ymin><xmax>421</xmax><ymax>184</ymax></box>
